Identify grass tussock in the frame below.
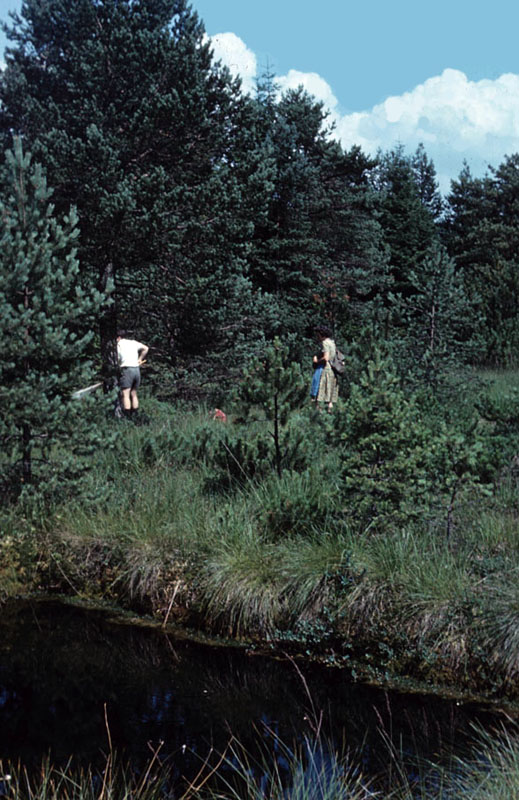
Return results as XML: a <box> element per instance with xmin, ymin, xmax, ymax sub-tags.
<box><xmin>480</xmin><ymin>573</ymin><xmax>519</xmax><ymax>685</ymax></box>
<box><xmin>198</xmin><ymin>528</ymin><xmax>283</xmax><ymax>637</ymax></box>
<box><xmin>205</xmin><ymin>731</ymin><xmax>381</xmax><ymax>800</ymax></box>
<box><xmin>452</xmin><ymin>725</ymin><xmax>519</xmax><ymax>799</ymax></box>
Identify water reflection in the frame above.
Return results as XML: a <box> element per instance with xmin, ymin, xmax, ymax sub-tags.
<box><xmin>0</xmin><ymin>599</ymin><xmax>505</xmax><ymax>791</ymax></box>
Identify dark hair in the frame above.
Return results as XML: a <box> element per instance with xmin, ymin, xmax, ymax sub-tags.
<box><xmin>314</xmin><ymin>324</ymin><xmax>332</xmax><ymax>338</ymax></box>
<box><xmin>117</xmin><ymin>330</ymin><xmax>130</xmax><ymax>338</ymax></box>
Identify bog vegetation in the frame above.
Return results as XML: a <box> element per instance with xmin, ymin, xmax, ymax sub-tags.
<box><xmin>2</xmin><ymin>713</ymin><xmax>519</xmax><ymax>798</ymax></box>
<box><xmin>3</xmin><ymin>0</ymin><xmax>519</xmax><ymax>793</ymax></box>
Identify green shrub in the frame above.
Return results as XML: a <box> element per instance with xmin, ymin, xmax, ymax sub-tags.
<box><xmin>338</xmin><ymin>353</ymin><xmax>433</xmax><ymax>529</ymax></box>
<box><xmin>189</xmin><ymin>416</ymin><xmax>314</xmax><ymax>491</ymax></box>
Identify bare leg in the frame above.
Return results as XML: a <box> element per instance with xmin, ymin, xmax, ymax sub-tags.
<box><xmin>121</xmin><ymin>388</ymin><xmax>132</xmax><ymax>410</ymax></box>
<box><xmin>130</xmin><ymin>388</ymin><xmax>139</xmax><ymax>410</ymax></box>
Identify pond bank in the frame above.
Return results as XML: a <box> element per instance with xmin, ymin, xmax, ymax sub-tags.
<box><xmin>11</xmin><ymin>527</ymin><xmax>519</xmax><ymax>712</ymax></box>
<box><xmin>2</xmin><ymin>595</ymin><xmax>515</xmax><ymax>799</ymax></box>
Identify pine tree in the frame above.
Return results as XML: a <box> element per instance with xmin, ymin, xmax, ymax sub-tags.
<box><xmin>246</xmin><ymin>85</ymin><xmax>328</xmax><ymax>338</ymax></box>
<box><xmin>411</xmin><ymin>142</ymin><xmax>444</xmax><ymax>221</ymax></box>
<box><xmin>237</xmin><ymin>337</ymin><xmax>308</xmax><ymax>477</ymax></box>
<box><xmin>483</xmin><ymin>155</ymin><xmax>519</xmax><ymax>361</ymax></box>
<box><xmin>189</xmin><ymin>338</ymin><xmax>310</xmax><ymax>487</ymax></box>
<box><xmin>0</xmin><ymin>0</ymin><xmax>263</xmax><ymax>381</ymax></box>
<box><xmin>338</xmin><ymin>347</ymin><xmax>491</xmax><ymax>533</ymax></box>
<box><xmin>310</xmin><ymin>142</ymin><xmax>391</xmax><ymax>338</ymax></box>
<box><xmin>389</xmin><ymin>245</ymin><xmax>483</xmax><ymax>388</ymax></box>
<box><xmin>246</xmin><ymin>79</ymin><xmax>390</xmax><ymax>350</ymax></box>
<box><xmin>0</xmin><ymin>138</ymin><xmax>108</xmax><ymax>505</ymax></box>
<box><xmin>374</xmin><ymin>144</ymin><xmax>438</xmax><ymax>297</ymax></box>
<box><xmin>338</xmin><ymin>352</ymin><xmax>432</xmax><ymax>528</ymax></box>
<box><xmin>443</xmin><ymin>162</ymin><xmax>492</xmax><ymax>255</ymax></box>
<box><xmin>445</xmin><ymin>156</ymin><xmax>519</xmax><ymax>363</ymax></box>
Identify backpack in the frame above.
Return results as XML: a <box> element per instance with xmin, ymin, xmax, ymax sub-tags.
<box><xmin>330</xmin><ymin>347</ymin><xmax>346</xmax><ymax>376</ymax></box>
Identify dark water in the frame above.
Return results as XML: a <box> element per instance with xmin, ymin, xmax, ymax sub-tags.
<box><xmin>0</xmin><ymin>599</ymin><xmax>509</xmax><ymax>792</ymax></box>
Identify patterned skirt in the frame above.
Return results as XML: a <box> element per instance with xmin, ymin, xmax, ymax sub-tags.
<box><xmin>317</xmin><ymin>364</ymin><xmax>338</xmax><ymax>403</ymax></box>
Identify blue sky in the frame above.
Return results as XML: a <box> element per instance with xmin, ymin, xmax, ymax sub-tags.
<box><xmin>195</xmin><ymin>0</ymin><xmax>518</xmax><ymax>113</ymax></box>
<box><xmin>1</xmin><ymin>0</ymin><xmax>518</xmax><ymax>192</ymax></box>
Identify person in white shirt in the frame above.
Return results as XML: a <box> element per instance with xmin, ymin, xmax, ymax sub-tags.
<box><xmin>116</xmin><ymin>331</ymin><xmax>149</xmax><ymax>420</ymax></box>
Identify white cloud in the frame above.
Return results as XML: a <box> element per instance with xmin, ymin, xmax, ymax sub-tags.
<box><xmin>207</xmin><ymin>32</ymin><xmax>257</xmax><ymax>95</ymax></box>
<box><xmin>276</xmin><ymin>69</ymin><xmax>339</xmax><ymax>112</ymax></box>
<box><xmin>208</xmin><ymin>32</ymin><xmax>519</xmax><ymax>192</ymax></box>
<box><xmin>336</xmin><ymin>69</ymin><xmax>519</xmax><ymax>192</ymax></box>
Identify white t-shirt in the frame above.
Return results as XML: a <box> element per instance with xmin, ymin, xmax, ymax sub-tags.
<box><xmin>117</xmin><ymin>339</ymin><xmax>146</xmax><ymax>368</ymax></box>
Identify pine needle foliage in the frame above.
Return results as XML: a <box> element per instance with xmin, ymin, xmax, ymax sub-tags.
<box><xmin>236</xmin><ymin>337</ymin><xmax>309</xmax><ymax>478</ymax></box>
<box><xmin>338</xmin><ymin>352</ymin><xmax>432</xmax><ymax>529</ymax></box>
<box><xmin>0</xmin><ymin>138</ymin><xmax>109</xmax><ymax>506</ymax></box>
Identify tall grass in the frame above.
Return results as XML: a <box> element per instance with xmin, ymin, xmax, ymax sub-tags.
<box><xmin>4</xmin><ymin>725</ymin><xmax>519</xmax><ymax>800</ymax></box>
<box><xmin>449</xmin><ymin>725</ymin><xmax>519</xmax><ymax>799</ymax></box>
<box><xmin>203</xmin><ymin>722</ymin><xmax>519</xmax><ymax>800</ymax></box>
<box><xmin>197</xmin><ymin>527</ymin><xmax>354</xmax><ymax>637</ymax></box>
<box><xmin>465</xmin><ymin>506</ymin><xmax>519</xmax><ymax>553</ymax></box>
<box><xmin>276</xmin><ymin>531</ymin><xmax>353</xmax><ymax>618</ymax></box>
<box><xmin>0</xmin><ymin>747</ymin><xmax>178</xmax><ymax>800</ymax></box>
<box><xmin>198</xmin><ymin>525</ymin><xmax>284</xmax><ymax>636</ymax></box>
<box><xmin>479</xmin><ymin>573</ymin><xmax>519</xmax><ymax>684</ymax></box>
<box><xmin>57</xmin><ymin>466</ymin><xmax>215</xmax><ymax>549</ymax></box>
<box><xmin>349</xmin><ymin>529</ymin><xmax>473</xmax><ymax>605</ymax></box>
<box><xmin>204</xmin><ymin>731</ymin><xmax>381</xmax><ymax>800</ymax></box>
<box><xmin>343</xmin><ymin>529</ymin><xmax>473</xmax><ymax>657</ymax></box>
<box><xmin>475</xmin><ymin>368</ymin><xmax>519</xmax><ymax>397</ymax></box>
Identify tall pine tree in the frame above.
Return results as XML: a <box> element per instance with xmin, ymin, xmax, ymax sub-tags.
<box><xmin>246</xmin><ymin>78</ymin><xmax>390</xmax><ymax>350</ymax></box>
<box><xmin>0</xmin><ymin>0</ymin><xmax>263</xmax><ymax>382</ymax></box>
<box><xmin>445</xmin><ymin>156</ymin><xmax>519</xmax><ymax>363</ymax></box>
<box><xmin>389</xmin><ymin>245</ymin><xmax>483</xmax><ymax>388</ymax></box>
<box><xmin>0</xmin><ymin>138</ymin><xmax>107</xmax><ymax>505</ymax></box>
<box><xmin>374</xmin><ymin>144</ymin><xmax>438</xmax><ymax>297</ymax></box>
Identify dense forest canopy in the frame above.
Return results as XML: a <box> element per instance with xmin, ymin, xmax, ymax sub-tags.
<box><xmin>2</xmin><ymin>0</ymin><xmax>517</xmax><ymax>371</ymax></box>
<box><xmin>2</xmin><ymin>0</ymin><xmax>519</xmax><ymax>501</ymax></box>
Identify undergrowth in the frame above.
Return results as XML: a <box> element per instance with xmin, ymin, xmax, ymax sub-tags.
<box><xmin>3</xmin><ymin>370</ymin><xmax>519</xmax><ymax>699</ymax></box>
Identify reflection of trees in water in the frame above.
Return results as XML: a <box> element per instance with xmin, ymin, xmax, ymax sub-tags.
<box><xmin>0</xmin><ymin>600</ymin><xmax>503</xmax><ymax>788</ymax></box>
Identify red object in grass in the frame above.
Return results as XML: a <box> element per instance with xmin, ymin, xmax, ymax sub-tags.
<box><xmin>212</xmin><ymin>408</ymin><xmax>227</xmax><ymax>422</ymax></box>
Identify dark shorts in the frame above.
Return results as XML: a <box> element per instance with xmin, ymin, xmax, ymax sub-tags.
<box><xmin>120</xmin><ymin>367</ymin><xmax>141</xmax><ymax>390</ymax></box>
